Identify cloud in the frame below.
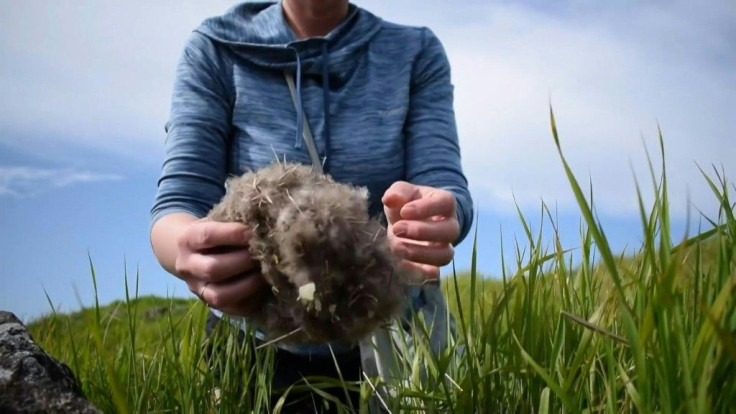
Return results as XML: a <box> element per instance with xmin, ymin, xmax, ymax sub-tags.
<box><xmin>0</xmin><ymin>167</ymin><xmax>123</xmax><ymax>197</ymax></box>
<box><xmin>0</xmin><ymin>1</ymin><xmax>234</xmax><ymax>159</ymax></box>
<box><xmin>433</xmin><ymin>1</ymin><xmax>735</xmax><ymax>218</ymax></box>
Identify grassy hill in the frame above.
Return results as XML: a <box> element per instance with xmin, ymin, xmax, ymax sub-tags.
<box><xmin>26</xmin><ymin>227</ymin><xmax>735</xmax><ymax>413</ymax></box>
<box><xmin>24</xmin><ymin>129</ymin><xmax>736</xmax><ymax>413</ymax></box>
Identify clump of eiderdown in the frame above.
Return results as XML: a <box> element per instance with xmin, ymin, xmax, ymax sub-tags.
<box><xmin>207</xmin><ymin>162</ymin><xmax>406</xmax><ymax>343</ymax></box>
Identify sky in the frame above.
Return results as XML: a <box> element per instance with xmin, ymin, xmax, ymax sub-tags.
<box><xmin>1</xmin><ymin>0</ymin><xmax>734</xmax><ymax>322</ymax></box>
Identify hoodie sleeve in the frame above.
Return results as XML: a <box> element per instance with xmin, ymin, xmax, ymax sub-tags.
<box><xmin>404</xmin><ymin>28</ymin><xmax>474</xmax><ymax>245</ymax></box>
<box><xmin>150</xmin><ymin>32</ymin><xmax>234</xmax><ymax>227</ymax></box>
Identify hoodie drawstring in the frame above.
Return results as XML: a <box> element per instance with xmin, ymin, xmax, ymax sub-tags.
<box><xmin>321</xmin><ymin>41</ymin><xmax>331</xmax><ymax>173</ymax></box>
<box><xmin>289</xmin><ymin>46</ymin><xmax>305</xmax><ymax>152</ymax></box>
<box><xmin>288</xmin><ymin>42</ymin><xmax>331</xmax><ymax>173</ymax></box>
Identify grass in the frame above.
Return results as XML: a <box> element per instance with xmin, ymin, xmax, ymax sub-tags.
<box><xmin>28</xmin><ymin>111</ymin><xmax>736</xmax><ymax>412</ymax></box>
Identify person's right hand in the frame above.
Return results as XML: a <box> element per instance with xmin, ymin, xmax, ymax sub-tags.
<box><xmin>175</xmin><ymin>218</ymin><xmax>266</xmax><ymax>316</ymax></box>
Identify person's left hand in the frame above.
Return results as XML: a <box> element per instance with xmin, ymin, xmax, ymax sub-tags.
<box><xmin>382</xmin><ymin>181</ymin><xmax>459</xmax><ymax>283</ymax></box>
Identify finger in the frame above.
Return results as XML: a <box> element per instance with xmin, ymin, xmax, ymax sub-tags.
<box><xmin>198</xmin><ymin>273</ymin><xmax>267</xmax><ymax>310</ymax></box>
<box><xmin>392</xmin><ymin>218</ymin><xmax>459</xmax><ymax>244</ymax></box>
<box><xmin>182</xmin><ymin>220</ymin><xmax>251</xmax><ymax>251</ymax></box>
<box><xmin>400</xmin><ymin>190</ymin><xmax>456</xmax><ymax>220</ymax></box>
<box><xmin>395</xmin><ymin>241</ymin><xmax>454</xmax><ymax>267</ymax></box>
<box><xmin>178</xmin><ymin>248</ymin><xmax>254</xmax><ymax>282</ymax></box>
<box><xmin>382</xmin><ymin>181</ymin><xmax>420</xmax><ymax>207</ymax></box>
<box><xmin>398</xmin><ymin>260</ymin><xmax>440</xmax><ymax>283</ymax></box>
<box><xmin>382</xmin><ymin>181</ymin><xmax>420</xmax><ymax>224</ymax></box>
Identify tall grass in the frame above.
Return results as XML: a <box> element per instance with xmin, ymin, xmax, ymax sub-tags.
<box><xmin>29</xmin><ymin>113</ymin><xmax>735</xmax><ymax>412</ymax></box>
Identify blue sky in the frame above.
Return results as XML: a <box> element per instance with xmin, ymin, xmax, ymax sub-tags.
<box><xmin>1</xmin><ymin>0</ymin><xmax>734</xmax><ymax>322</ymax></box>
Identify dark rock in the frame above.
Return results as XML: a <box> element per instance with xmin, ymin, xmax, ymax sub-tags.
<box><xmin>0</xmin><ymin>311</ymin><xmax>100</xmax><ymax>414</ymax></box>
<box><xmin>142</xmin><ymin>304</ymin><xmax>189</xmax><ymax>320</ymax></box>
<box><xmin>143</xmin><ymin>306</ymin><xmax>168</xmax><ymax>320</ymax></box>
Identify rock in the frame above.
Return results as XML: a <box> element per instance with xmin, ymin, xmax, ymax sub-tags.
<box><xmin>0</xmin><ymin>311</ymin><xmax>100</xmax><ymax>414</ymax></box>
<box><xmin>142</xmin><ymin>304</ymin><xmax>189</xmax><ymax>320</ymax></box>
<box><xmin>143</xmin><ymin>306</ymin><xmax>169</xmax><ymax>320</ymax></box>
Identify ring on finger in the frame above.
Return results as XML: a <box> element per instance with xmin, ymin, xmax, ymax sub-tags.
<box><xmin>199</xmin><ymin>282</ymin><xmax>210</xmax><ymax>302</ymax></box>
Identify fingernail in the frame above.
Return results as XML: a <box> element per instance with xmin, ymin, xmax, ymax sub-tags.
<box><xmin>393</xmin><ymin>223</ymin><xmax>407</xmax><ymax>237</ymax></box>
<box><xmin>401</xmin><ymin>205</ymin><xmax>416</xmax><ymax>218</ymax></box>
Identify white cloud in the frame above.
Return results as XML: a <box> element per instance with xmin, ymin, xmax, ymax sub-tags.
<box><xmin>437</xmin><ymin>1</ymin><xmax>735</xmax><ymax>218</ymax></box>
<box><xmin>0</xmin><ymin>167</ymin><xmax>123</xmax><ymax>197</ymax></box>
<box><xmin>0</xmin><ymin>1</ymin><xmax>234</xmax><ymax>158</ymax></box>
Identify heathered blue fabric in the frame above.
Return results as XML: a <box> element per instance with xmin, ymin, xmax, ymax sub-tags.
<box><xmin>150</xmin><ymin>1</ymin><xmax>473</xmax><ymax>354</ymax></box>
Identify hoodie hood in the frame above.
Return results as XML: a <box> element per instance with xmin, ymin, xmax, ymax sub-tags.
<box><xmin>195</xmin><ymin>1</ymin><xmax>383</xmax><ymax>72</ymax></box>
<box><xmin>195</xmin><ymin>2</ymin><xmax>384</xmax><ymax>173</ymax></box>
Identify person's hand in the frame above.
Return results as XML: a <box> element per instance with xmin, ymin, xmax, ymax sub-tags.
<box><xmin>175</xmin><ymin>218</ymin><xmax>266</xmax><ymax>315</ymax></box>
<box><xmin>382</xmin><ymin>182</ymin><xmax>459</xmax><ymax>283</ymax></box>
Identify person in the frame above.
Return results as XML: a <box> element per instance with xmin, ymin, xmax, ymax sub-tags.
<box><xmin>150</xmin><ymin>0</ymin><xmax>473</xmax><ymax>410</ymax></box>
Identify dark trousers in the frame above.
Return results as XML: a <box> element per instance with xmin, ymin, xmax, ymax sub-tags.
<box><xmin>205</xmin><ymin>311</ymin><xmax>362</xmax><ymax>413</ymax></box>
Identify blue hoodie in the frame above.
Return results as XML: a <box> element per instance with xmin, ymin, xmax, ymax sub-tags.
<box><xmin>151</xmin><ymin>1</ymin><xmax>473</xmax><ymax>352</ymax></box>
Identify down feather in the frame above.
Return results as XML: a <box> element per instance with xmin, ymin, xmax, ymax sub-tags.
<box><xmin>207</xmin><ymin>162</ymin><xmax>408</xmax><ymax>343</ymax></box>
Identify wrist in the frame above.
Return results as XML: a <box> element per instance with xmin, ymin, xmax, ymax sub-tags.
<box><xmin>150</xmin><ymin>212</ymin><xmax>199</xmax><ymax>276</ymax></box>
